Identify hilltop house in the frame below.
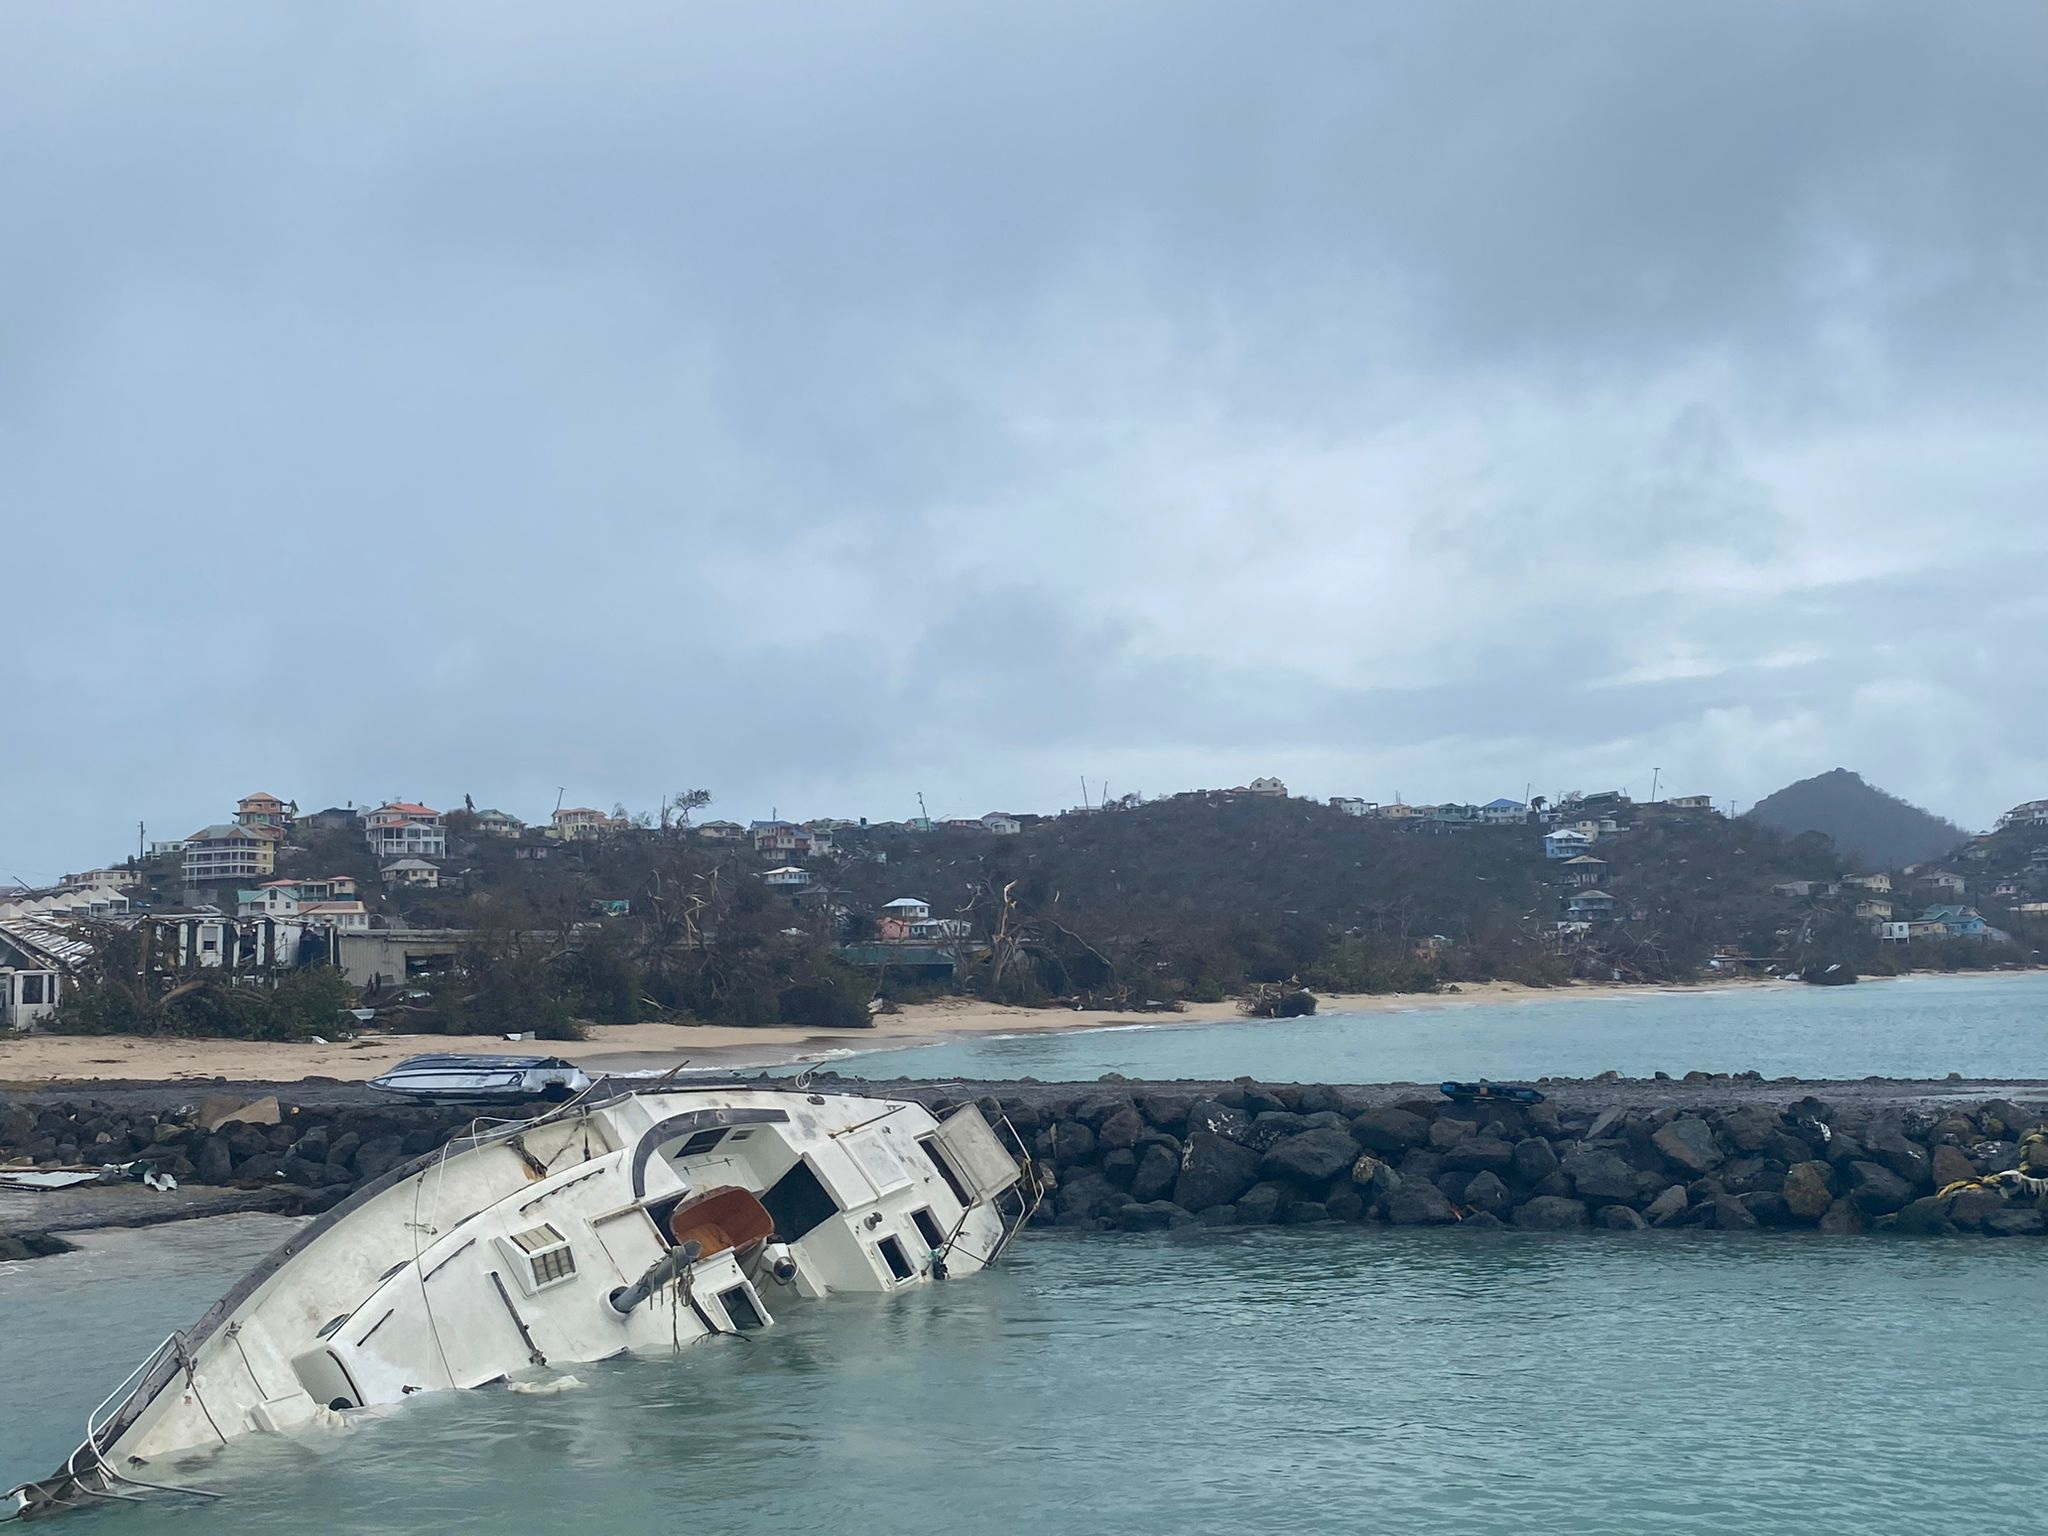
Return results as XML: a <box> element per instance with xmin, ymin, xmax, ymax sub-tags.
<box><xmin>696</xmin><ymin>820</ymin><xmax>745</xmax><ymax>840</ymax></box>
<box><xmin>1559</xmin><ymin>854</ymin><xmax>1609</xmax><ymax>889</ymax></box>
<box><xmin>1997</xmin><ymin>800</ymin><xmax>2048</xmax><ymax>829</ymax></box>
<box><xmin>550</xmin><ymin>806</ymin><xmax>622</xmax><ymax>842</ymax></box>
<box><xmin>1665</xmin><ymin>794</ymin><xmax>1715</xmax><ymax>811</ymax></box>
<box><xmin>1245</xmin><ymin>777</ymin><xmax>1288</xmax><ymax>797</ymax></box>
<box><xmin>1854</xmin><ymin>899</ymin><xmax>1895</xmax><ymax>922</ymax></box>
<box><xmin>1922</xmin><ymin>871</ymin><xmax>1967</xmax><ymax>896</ymax></box>
<box><xmin>980</xmin><ymin>813</ymin><xmax>1023</xmax><ymax>835</ymax></box>
<box><xmin>364</xmin><ymin>802</ymin><xmax>446</xmax><ymax>860</ymax></box>
<box><xmin>380</xmin><ymin>858</ymin><xmax>441</xmax><ymax>889</ymax></box>
<box><xmin>472</xmin><ymin>809</ymin><xmax>525</xmax><ymax>838</ymax></box>
<box><xmin>752</xmin><ymin>821</ymin><xmax>831</xmax><ymax>860</ymax></box>
<box><xmin>183</xmin><ymin>824</ymin><xmax>278</xmax><ymax>885</ymax></box>
<box><xmin>760</xmin><ymin>866</ymin><xmax>811</xmax><ymax>888</ymax></box>
<box><xmin>1544</xmin><ymin>828</ymin><xmax>1597</xmax><ymax>859</ymax></box>
<box><xmin>1772</xmin><ymin>879</ymin><xmax>1838</xmax><ymax>899</ymax></box>
<box><xmin>235</xmin><ymin>792</ymin><xmax>291</xmax><ymax>831</ymax></box>
<box><xmin>60</xmin><ymin>867</ymin><xmax>140</xmax><ymax>891</ymax></box>
<box><xmin>1329</xmin><ymin>797</ymin><xmax>1375</xmax><ymax>817</ymax></box>
<box><xmin>1844</xmin><ymin>873</ymin><xmax>1892</xmax><ymax>893</ymax></box>
<box><xmin>1479</xmin><ymin>798</ymin><xmax>1528</xmax><ymax>824</ymax></box>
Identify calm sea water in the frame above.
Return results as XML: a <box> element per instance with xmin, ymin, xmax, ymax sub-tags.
<box><xmin>830</xmin><ymin>971</ymin><xmax>2048</xmax><ymax>1083</ymax></box>
<box><xmin>3</xmin><ymin>1215</ymin><xmax>2039</xmax><ymax>1534</ymax></box>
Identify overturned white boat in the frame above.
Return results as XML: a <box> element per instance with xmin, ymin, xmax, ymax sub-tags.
<box><xmin>9</xmin><ymin>1081</ymin><xmax>1037</xmax><ymax>1519</ymax></box>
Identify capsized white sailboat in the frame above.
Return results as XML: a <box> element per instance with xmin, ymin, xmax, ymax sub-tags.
<box><xmin>9</xmin><ymin>1080</ymin><xmax>1038</xmax><ymax>1519</ymax></box>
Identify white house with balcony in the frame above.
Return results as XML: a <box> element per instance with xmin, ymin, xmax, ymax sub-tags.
<box><xmin>760</xmin><ymin>866</ymin><xmax>812</xmax><ymax>888</ymax></box>
<box><xmin>364</xmin><ymin>802</ymin><xmax>446</xmax><ymax>860</ymax></box>
<box><xmin>1544</xmin><ymin>827</ymin><xmax>1597</xmax><ymax>859</ymax></box>
<box><xmin>1330</xmin><ymin>797</ymin><xmax>1377</xmax><ymax>817</ymax></box>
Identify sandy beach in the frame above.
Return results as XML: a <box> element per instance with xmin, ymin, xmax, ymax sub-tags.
<box><xmin>0</xmin><ymin>978</ymin><xmax>1794</xmax><ymax>1086</ymax></box>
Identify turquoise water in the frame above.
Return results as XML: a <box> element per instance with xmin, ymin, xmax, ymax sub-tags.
<box><xmin>832</xmin><ymin>971</ymin><xmax>2048</xmax><ymax>1083</ymax></box>
<box><xmin>3</xmin><ymin>1216</ymin><xmax>2040</xmax><ymax>1533</ymax></box>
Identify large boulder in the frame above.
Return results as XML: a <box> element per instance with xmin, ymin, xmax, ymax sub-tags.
<box><xmin>193</xmin><ymin>1134</ymin><xmax>234</xmax><ymax>1186</ymax></box>
<box><xmin>1350</xmin><ymin>1154</ymin><xmax>1402</xmax><ymax>1201</ymax></box>
<box><xmin>1050</xmin><ymin>1121</ymin><xmax>1096</xmax><ymax>1168</ymax></box>
<box><xmin>1442</xmin><ymin>1138</ymin><xmax>1516</xmax><ymax>1176</ymax></box>
<box><xmin>1652</xmin><ymin>1117</ymin><xmax>1723</xmax><ymax>1175</ymax></box>
<box><xmin>1185</xmin><ymin>1099</ymin><xmax>1258</xmax><ymax>1147</ymax></box>
<box><xmin>353</xmin><ymin>1134</ymin><xmax>407</xmax><ymax>1181</ymax></box>
<box><xmin>1462</xmin><ymin>1170</ymin><xmax>1511</xmax><ymax>1217</ymax></box>
<box><xmin>1116</xmin><ymin>1201</ymin><xmax>1196</xmax><ymax>1232</ymax></box>
<box><xmin>1859</xmin><ymin>1119</ymin><xmax>1931</xmax><ymax>1188</ymax></box>
<box><xmin>1172</xmin><ymin>1132</ymin><xmax>1262</xmax><ymax>1213</ymax></box>
<box><xmin>1511</xmin><ymin>1137</ymin><xmax>1559</xmax><ymax>1184</ymax></box>
<box><xmin>1385</xmin><ymin>1180</ymin><xmax>1458</xmax><ymax>1225</ymax></box>
<box><xmin>1941</xmin><ymin>1188</ymin><xmax>2010</xmax><ymax>1232</ymax></box>
<box><xmin>1985</xmin><ymin>1208</ymin><xmax>2046</xmax><ymax>1236</ymax></box>
<box><xmin>1429</xmin><ymin>1117</ymin><xmax>1480</xmax><ymax>1150</ymax></box>
<box><xmin>1817</xmin><ymin>1196</ymin><xmax>1865</xmax><ymax>1234</ymax></box>
<box><xmin>1597</xmin><ymin>1204</ymin><xmax>1648</xmax><ymax>1231</ymax></box>
<box><xmin>1235</xmin><ymin>1182</ymin><xmax>1287</xmax><ymax>1226</ymax></box>
<box><xmin>1930</xmin><ymin>1144</ymin><xmax>1978</xmax><ymax>1189</ymax></box>
<box><xmin>1261</xmin><ymin>1127</ymin><xmax>1362</xmax><ymax>1186</ymax></box>
<box><xmin>1513</xmin><ymin>1196</ymin><xmax>1589</xmax><ymax>1230</ymax></box>
<box><xmin>1644</xmin><ymin>1184</ymin><xmax>1689</xmax><ymax>1225</ymax></box>
<box><xmin>1096</xmin><ymin>1106</ymin><xmax>1146</xmax><ymax>1151</ymax></box>
<box><xmin>1716</xmin><ymin>1105</ymin><xmax>1782</xmax><ymax>1154</ymax></box>
<box><xmin>1781</xmin><ymin>1161</ymin><xmax>1835</xmax><ymax>1221</ymax></box>
<box><xmin>1351</xmin><ymin>1107</ymin><xmax>1430</xmax><ymax>1155</ymax></box>
<box><xmin>1130</xmin><ymin>1143</ymin><xmax>1179</xmax><ymax>1204</ymax></box>
<box><xmin>1846</xmin><ymin>1160</ymin><xmax>1914</xmax><ymax>1216</ymax></box>
<box><xmin>1562</xmin><ymin>1147</ymin><xmax>1641</xmax><ymax>1204</ymax></box>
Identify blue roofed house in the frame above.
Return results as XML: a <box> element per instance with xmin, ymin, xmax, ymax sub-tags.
<box><xmin>1919</xmin><ymin>905</ymin><xmax>2009</xmax><ymax>942</ymax></box>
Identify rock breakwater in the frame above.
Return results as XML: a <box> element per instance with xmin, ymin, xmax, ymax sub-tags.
<box><xmin>4</xmin><ymin>1080</ymin><xmax>2045</xmax><ymax>1249</ymax></box>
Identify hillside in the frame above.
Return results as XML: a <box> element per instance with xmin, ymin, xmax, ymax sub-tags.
<box><xmin>1744</xmin><ymin>769</ymin><xmax>1967</xmax><ymax>870</ymax></box>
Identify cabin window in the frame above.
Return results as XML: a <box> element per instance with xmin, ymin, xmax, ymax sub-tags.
<box><xmin>505</xmin><ymin>1222</ymin><xmax>577</xmax><ymax>1290</ymax></box>
<box><xmin>918</xmin><ymin>1135</ymin><xmax>975</xmax><ymax>1209</ymax></box>
<box><xmin>676</xmin><ymin>1128</ymin><xmax>727</xmax><ymax>1158</ymax></box>
<box><xmin>910</xmin><ymin>1207</ymin><xmax>946</xmax><ymax>1252</ymax></box>
<box><xmin>876</xmin><ymin>1234</ymin><xmax>915</xmax><ymax>1282</ymax></box>
<box><xmin>761</xmin><ymin>1159</ymin><xmax>841</xmax><ymax>1242</ymax></box>
<box><xmin>718</xmin><ymin>1285</ymin><xmax>767</xmax><ymax>1331</ymax></box>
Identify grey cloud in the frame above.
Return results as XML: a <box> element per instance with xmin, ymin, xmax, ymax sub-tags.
<box><xmin>2</xmin><ymin>2</ymin><xmax>2045</xmax><ymax>880</ymax></box>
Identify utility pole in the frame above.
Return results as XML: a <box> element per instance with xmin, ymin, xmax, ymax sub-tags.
<box><xmin>1650</xmin><ymin>767</ymin><xmax>1662</xmax><ymax>804</ymax></box>
<box><xmin>137</xmin><ymin>821</ymin><xmax>146</xmax><ymax>862</ymax></box>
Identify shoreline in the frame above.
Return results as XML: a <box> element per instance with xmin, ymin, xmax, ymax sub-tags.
<box><xmin>0</xmin><ymin>975</ymin><xmax>1806</xmax><ymax>1087</ymax></box>
<box><xmin>8</xmin><ymin>968</ymin><xmax>2039</xmax><ymax>1089</ymax></box>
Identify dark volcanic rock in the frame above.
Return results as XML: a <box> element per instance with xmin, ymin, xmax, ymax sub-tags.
<box><xmin>1462</xmin><ymin>1170</ymin><xmax>1511</xmax><ymax>1217</ymax></box>
<box><xmin>353</xmin><ymin>1135</ymin><xmax>407</xmax><ymax>1180</ymax></box>
<box><xmin>1130</xmin><ymin>1143</ymin><xmax>1179</xmax><ymax>1203</ymax></box>
<box><xmin>1172</xmin><ymin>1132</ymin><xmax>1262</xmax><ymax>1213</ymax></box>
<box><xmin>193</xmin><ymin>1134</ymin><xmax>234</xmax><ymax>1186</ymax></box>
<box><xmin>1644</xmin><ymin>1184</ymin><xmax>1689</xmax><ymax>1225</ymax></box>
<box><xmin>1051</xmin><ymin>1121</ymin><xmax>1097</xmax><ymax>1168</ymax></box>
<box><xmin>1429</xmin><ymin>1117</ymin><xmax>1480</xmax><ymax>1150</ymax></box>
<box><xmin>1100</xmin><ymin>1148</ymin><xmax>1138</xmax><ymax>1188</ymax></box>
<box><xmin>1985</xmin><ymin>1208</ymin><xmax>2046</xmax><ymax>1236</ymax></box>
<box><xmin>1781</xmin><ymin>1161</ymin><xmax>1834</xmax><ymax>1221</ymax></box>
<box><xmin>1846</xmin><ymin>1161</ymin><xmax>1914</xmax><ymax>1217</ymax></box>
<box><xmin>1261</xmin><ymin>1127</ymin><xmax>1362</xmax><ymax>1186</ymax></box>
<box><xmin>1562</xmin><ymin>1147</ymin><xmax>1640</xmax><ymax>1204</ymax></box>
<box><xmin>1442</xmin><ymin>1138</ymin><xmax>1516</xmax><ymax>1176</ymax></box>
<box><xmin>1235</xmin><ymin>1182</ymin><xmax>1287</xmax><ymax>1226</ymax></box>
<box><xmin>1350</xmin><ymin>1108</ymin><xmax>1430</xmax><ymax>1155</ymax></box>
<box><xmin>1096</xmin><ymin>1106</ymin><xmax>1146</xmax><ymax>1151</ymax></box>
<box><xmin>1930</xmin><ymin>1144</ymin><xmax>1978</xmax><ymax>1189</ymax></box>
<box><xmin>1818</xmin><ymin>1196</ymin><xmax>1865</xmax><ymax>1234</ymax></box>
<box><xmin>1385</xmin><ymin>1181</ymin><xmax>1457</xmax><ymax>1225</ymax></box>
<box><xmin>1117</xmin><ymin>1200</ymin><xmax>1195</xmax><ymax>1232</ymax></box>
<box><xmin>1282</xmin><ymin>1200</ymin><xmax>1331</xmax><ymax>1225</ymax></box>
<box><xmin>1597</xmin><ymin>1204</ymin><xmax>1648</xmax><ymax>1231</ymax></box>
<box><xmin>1511</xmin><ymin>1136</ymin><xmax>1559</xmax><ymax>1184</ymax></box>
<box><xmin>1652</xmin><ymin>1117</ymin><xmax>1724</xmax><ymax>1174</ymax></box>
<box><xmin>1513</xmin><ymin>1196</ymin><xmax>1590</xmax><ymax>1230</ymax></box>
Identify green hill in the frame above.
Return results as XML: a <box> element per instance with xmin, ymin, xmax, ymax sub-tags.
<box><xmin>1744</xmin><ymin>769</ymin><xmax>1967</xmax><ymax>870</ymax></box>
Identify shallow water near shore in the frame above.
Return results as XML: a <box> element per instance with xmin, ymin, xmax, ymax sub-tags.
<box><xmin>830</xmin><ymin>970</ymin><xmax>2048</xmax><ymax>1083</ymax></box>
<box><xmin>3</xmin><ymin>1214</ymin><xmax>2039</xmax><ymax>1534</ymax></box>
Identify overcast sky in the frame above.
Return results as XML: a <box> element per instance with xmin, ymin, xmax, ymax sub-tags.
<box><xmin>6</xmin><ymin>2</ymin><xmax>2046</xmax><ymax>881</ymax></box>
